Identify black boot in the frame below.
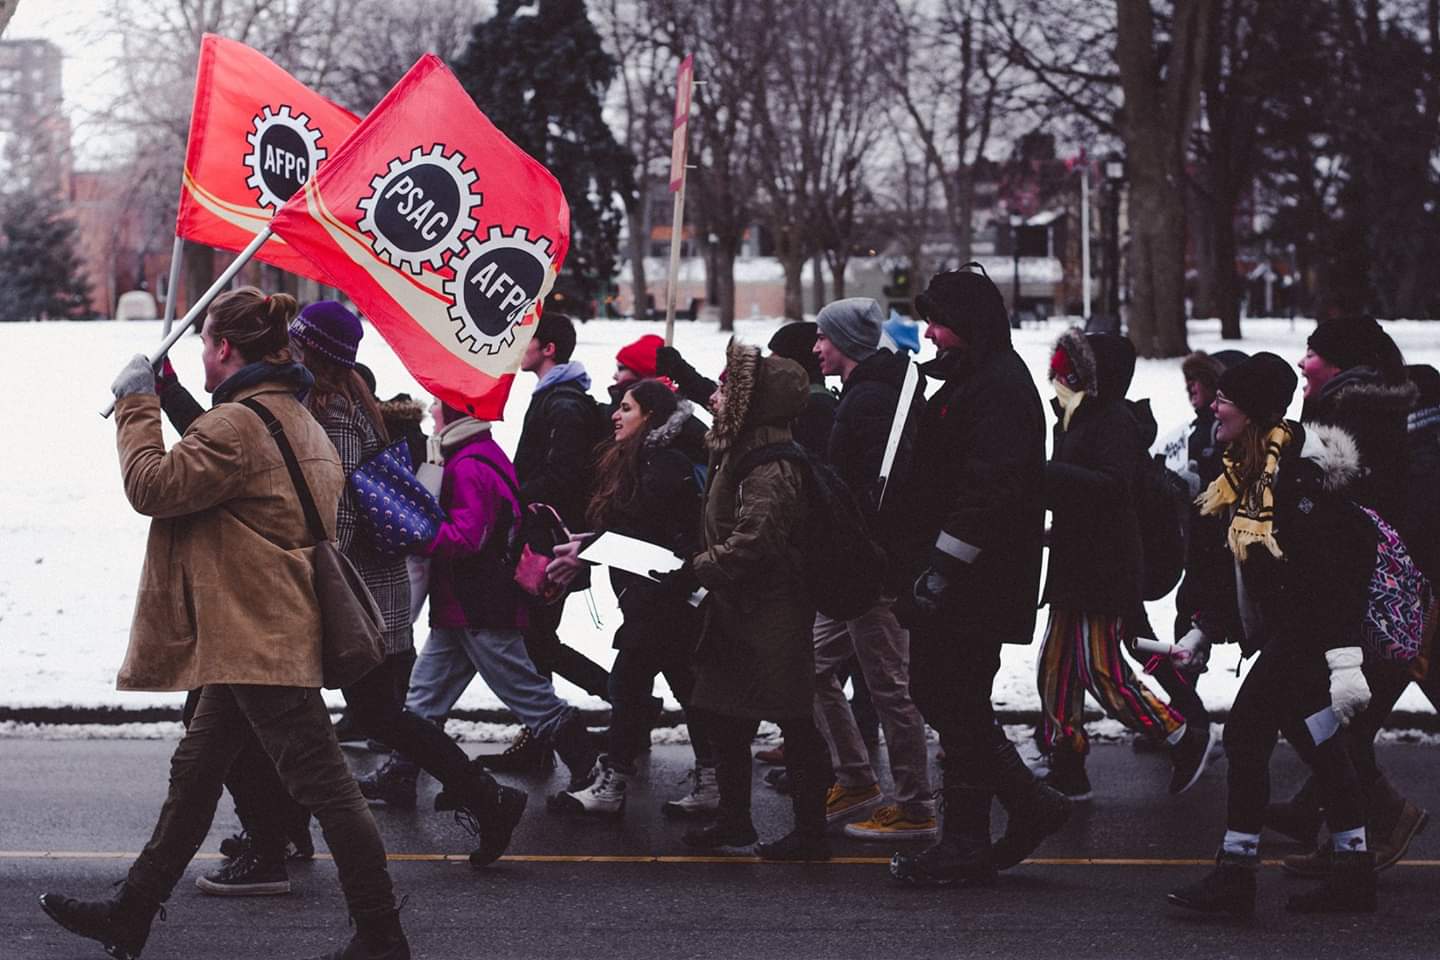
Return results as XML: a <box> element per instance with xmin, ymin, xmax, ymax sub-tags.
<box><xmin>1286</xmin><ymin>850</ymin><xmax>1377</xmax><ymax>914</ymax></box>
<box><xmin>355</xmin><ymin>754</ymin><xmax>418</xmax><ymax>810</ymax></box>
<box><xmin>890</xmin><ymin>786</ymin><xmax>997</xmax><ymax>887</ymax></box>
<box><xmin>475</xmin><ymin>726</ymin><xmax>555</xmax><ymax>775</ymax></box>
<box><xmin>1042</xmin><ymin>744</ymin><xmax>1092</xmax><ymax>801</ymax></box>
<box><xmin>39</xmin><ymin>883</ymin><xmax>161</xmax><ymax>960</ymax></box>
<box><xmin>301</xmin><ymin>908</ymin><xmax>410</xmax><ymax>959</ymax></box>
<box><xmin>552</xmin><ymin>716</ymin><xmax>601</xmax><ymax>791</ymax></box>
<box><xmin>991</xmin><ymin>726</ymin><xmax>1072</xmax><ymax>870</ymax></box>
<box><xmin>1166</xmin><ymin>851</ymin><xmax>1257</xmax><ymax>915</ymax></box>
<box><xmin>683</xmin><ymin>757</ymin><xmax>757</xmax><ymax>850</ymax></box>
<box><xmin>1265</xmin><ymin>776</ymin><xmax>1322</xmax><ymax>847</ymax></box>
<box><xmin>435</xmin><ymin>767</ymin><xmax>530</xmax><ymax>867</ymax></box>
<box><xmin>757</xmin><ymin>764</ymin><xmax>831</xmax><ymax>862</ymax></box>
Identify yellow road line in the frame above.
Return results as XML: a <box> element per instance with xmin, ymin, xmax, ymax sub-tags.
<box><xmin>3</xmin><ymin>851</ymin><xmax>1439</xmax><ymax>867</ymax></box>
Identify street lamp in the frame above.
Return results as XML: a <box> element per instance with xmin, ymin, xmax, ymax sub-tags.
<box><xmin>1010</xmin><ymin>213</ymin><xmax>1023</xmax><ymax>329</ymax></box>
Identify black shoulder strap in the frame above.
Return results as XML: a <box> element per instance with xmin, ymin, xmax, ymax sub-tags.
<box><xmin>239</xmin><ymin>398</ymin><xmax>328</xmax><ymax>544</ymax></box>
<box><xmin>734</xmin><ymin>441</ymin><xmax>808</xmax><ymax>479</ymax></box>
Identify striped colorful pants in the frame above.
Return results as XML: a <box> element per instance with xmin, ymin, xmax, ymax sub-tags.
<box><xmin>1037</xmin><ymin>607</ymin><xmax>1185</xmax><ymax>754</ymax></box>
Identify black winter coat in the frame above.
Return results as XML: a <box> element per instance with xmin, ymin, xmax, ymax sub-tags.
<box><xmin>1190</xmin><ymin>422</ymin><xmax>1376</xmax><ymax>658</ymax></box>
<box><xmin>1042</xmin><ymin>396</ymin><xmax>1147</xmax><ymax>616</ymax></box>
<box><xmin>513</xmin><ymin>378</ymin><xmax>601</xmax><ymax>531</ymax></box>
<box><xmin>904</xmin><ymin>344</ymin><xmax>1046</xmax><ymax>645</ymax></box>
<box><xmin>601</xmin><ymin>408</ymin><xmax>705</xmax><ymax>651</ymax></box>
<box><xmin>1403</xmin><ymin>402</ymin><xmax>1440</xmax><ymax>583</ymax></box>
<box><xmin>1301</xmin><ymin>365</ymin><xmax>1416</xmax><ymax>523</ymax></box>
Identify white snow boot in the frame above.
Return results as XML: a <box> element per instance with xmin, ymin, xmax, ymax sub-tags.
<box><xmin>548</xmin><ymin>757</ymin><xmax>626</xmax><ymax>818</ymax></box>
<box><xmin>662</xmin><ymin>766</ymin><xmax>720</xmax><ymax>819</ymax></box>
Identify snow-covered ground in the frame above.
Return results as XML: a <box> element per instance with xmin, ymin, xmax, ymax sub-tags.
<box><xmin>2</xmin><ymin>315</ymin><xmax>1437</xmax><ymax>719</ymax></box>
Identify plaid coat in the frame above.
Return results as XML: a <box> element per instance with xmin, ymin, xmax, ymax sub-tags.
<box><xmin>320</xmin><ymin>398</ymin><xmax>415</xmax><ymax>655</ymax></box>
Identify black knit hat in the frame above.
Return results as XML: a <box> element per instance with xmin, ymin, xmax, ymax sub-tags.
<box><xmin>1307</xmin><ymin>317</ymin><xmax>1385</xmax><ymax>371</ymax></box>
<box><xmin>768</xmin><ymin>321</ymin><xmax>823</xmax><ymax>383</ymax></box>
<box><xmin>1218</xmin><ymin>352</ymin><xmax>1297</xmax><ymax>427</ymax></box>
<box><xmin>914</xmin><ymin>263</ymin><xmax>1008</xmax><ymax>336</ymax></box>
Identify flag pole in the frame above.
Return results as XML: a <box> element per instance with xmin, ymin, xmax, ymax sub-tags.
<box><xmin>662</xmin><ymin>176</ymin><xmax>687</xmax><ymax>347</ymax></box>
<box><xmin>663</xmin><ymin>56</ymin><xmax>696</xmax><ymax>347</ymax></box>
<box><xmin>101</xmin><ymin>226</ymin><xmax>273</xmax><ymax>418</ymax></box>
<box><xmin>160</xmin><ymin>236</ymin><xmax>185</xmax><ymax>337</ymax></box>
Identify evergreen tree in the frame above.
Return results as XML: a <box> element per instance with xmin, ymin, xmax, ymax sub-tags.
<box><xmin>0</xmin><ymin>191</ymin><xmax>94</xmax><ymax>321</ymax></box>
<box><xmin>451</xmin><ymin>0</ymin><xmax>634</xmax><ymax>315</ymax></box>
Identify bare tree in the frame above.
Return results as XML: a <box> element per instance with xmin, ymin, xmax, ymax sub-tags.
<box><xmin>654</xmin><ymin>0</ymin><xmax>775</xmax><ymax>330</ymax></box>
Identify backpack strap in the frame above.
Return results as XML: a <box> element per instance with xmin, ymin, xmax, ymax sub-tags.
<box><xmin>238</xmin><ymin>398</ymin><xmax>328</xmax><ymax>545</ymax></box>
<box><xmin>733</xmin><ymin>441</ymin><xmax>808</xmax><ymax>480</ymax></box>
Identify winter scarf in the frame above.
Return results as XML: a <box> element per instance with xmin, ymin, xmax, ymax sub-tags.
<box><xmin>1196</xmin><ymin>421</ymin><xmax>1294</xmax><ymax>561</ymax></box>
<box><xmin>212</xmin><ymin>361</ymin><xmax>314</xmax><ymax>405</ymax></box>
<box><xmin>432</xmin><ymin>416</ymin><xmax>493</xmax><ymax>463</ymax></box>
<box><xmin>1053</xmin><ymin>380</ymin><xmax>1085</xmax><ymax>431</ymax></box>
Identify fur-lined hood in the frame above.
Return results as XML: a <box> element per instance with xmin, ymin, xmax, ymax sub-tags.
<box><xmin>1314</xmin><ymin>366</ymin><xmax>1420</xmax><ymax>420</ymax></box>
<box><xmin>1051</xmin><ymin>327</ymin><xmax>1136</xmax><ymax>401</ymax></box>
<box><xmin>1297</xmin><ymin>421</ymin><xmax>1365</xmax><ymax>493</ymax></box>
<box><xmin>644</xmin><ymin>398</ymin><xmax>694</xmax><ymax>452</ymax></box>
<box><xmin>380</xmin><ymin>395</ymin><xmax>426</xmax><ymax>425</ymax></box>
<box><xmin>707</xmin><ymin>338</ymin><xmax>809</xmax><ymax>452</ymax></box>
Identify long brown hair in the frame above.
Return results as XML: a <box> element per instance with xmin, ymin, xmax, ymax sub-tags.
<box><xmin>1228</xmin><ymin>419</ymin><xmax>1275</xmax><ymax>491</ymax></box>
<box><xmin>586</xmin><ymin>379</ymin><xmax>678</xmax><ymax>529</ymax></box>
<box><xmin>206</xmin><ymin>287</ymin><xmax>297</xmax><ymax>364</ymax></box>
<box><xmin>300</xmin><ymin>343</ymin><xmax>389</xmax><ymax>443</ymax></box>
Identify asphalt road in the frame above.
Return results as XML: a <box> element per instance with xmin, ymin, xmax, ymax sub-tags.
<box><xmin>2</xmin><ymin>737</ymin><xmax>1437</xmax><ymax>959</ymax></box>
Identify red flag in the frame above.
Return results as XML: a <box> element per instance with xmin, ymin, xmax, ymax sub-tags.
<box><xmin>269</xmin><ymin>55</ymin><xmax>570</xmax><ymax>419</ymax></box>
<box><xmin>175</xmin><ymin>34</ymin><xmax>360</xmax><ymax>283</ymax></box>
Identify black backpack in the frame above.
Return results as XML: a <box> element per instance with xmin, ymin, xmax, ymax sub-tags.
<box><xmin>1137</xmin><ymin>452</ymin><xmax>1191</xmax><ymax>601</ymax></box>
<box><xmin>733</xmin><ymin>441</ymin><xmax>887</xmax><ymax>621</ymax></box>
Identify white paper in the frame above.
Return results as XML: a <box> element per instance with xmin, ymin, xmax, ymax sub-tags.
<box><xmin>579</xmin><ymin>531</ymin><xmax>684</xmax><ymax>580</ymax></box>
<box><xmin>1305</xmin><ymin>706</ymin><xmax>1341</xmax><ymax>746</ymax></box>
<box><xmin>688</xmin><ymin>405</ymin><xmax>713</xmax><ymax>428</ymax></box>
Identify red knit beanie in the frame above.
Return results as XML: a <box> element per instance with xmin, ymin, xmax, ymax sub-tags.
<box><xmin>616</xmin><ymin>334</ymin><xmax>664</xmax><ymax>378</ymax></box>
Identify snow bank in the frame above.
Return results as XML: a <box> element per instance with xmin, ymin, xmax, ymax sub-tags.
<box><xmin>2</xmin><ymin>316</ymin><xmax>1437</xmax><ymax>718</ymax></box>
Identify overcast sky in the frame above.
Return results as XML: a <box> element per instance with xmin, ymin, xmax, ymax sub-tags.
<box><xmin>7</xmin><ymin>0</ymin><xmax>124</xmax><ymax>165</ymax></box>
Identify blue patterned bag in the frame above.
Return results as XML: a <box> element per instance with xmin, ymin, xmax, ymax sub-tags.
<box><xmin>350</xmin><ymin>439</ymin><xmax>444</xmax><ymax>555</ymax></box>
<box><xmin>1359</xmin><ymin>507</ymin><xmax>1434</xmax><ymax>663</ymax></box>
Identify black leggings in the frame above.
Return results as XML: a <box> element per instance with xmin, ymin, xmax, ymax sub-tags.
<box><xmin>1224</xmin><ymin>647</ymin><xmax>1364</xmax><ymax>836</ymax></box>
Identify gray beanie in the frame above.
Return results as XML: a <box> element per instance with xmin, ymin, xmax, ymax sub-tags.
<box><xmin>815</xmin><ymin>297</ymin><xmax>883</xmax><ymax>362</ymax></box>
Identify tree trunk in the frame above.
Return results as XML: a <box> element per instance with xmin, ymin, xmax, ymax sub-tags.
<box><xmin>1127</xmin><ymin>171</ymin><xmax>1190</xmax><ymax>357</ymax></box>
<box><xmin>183</xmin><ymin>242</ymin><xmax>215</xmax><ymax>330</ymax></box>
<box><xmin>954</xmin><ymin>164</ymin><xmax>976</xmax><ymax>263</ymax></box>
<box><xmin>716</xmin><ymin>237</ymin><xmax>738</xmax><ymax>332</ymax></box>
<box><xmin>811</xmin><ymin>253</ymin><xmax>826</xmax><ymax>314</ymax></box>
<box><xmin>1211</xmin><ymin>182</ymin><xmax>1242</xmax><ymax>339</ymax></box>
<box><xmin>1188</xmin><ymin>178</ymin><xmax>1217</xmax><ymax>319</ymax></box>
<box><xmin>829</xmin><ymin>252</ymin><xmax>849</xmax><ymax>299</ymax></box>
<box><xmin>782</xmin><ymin>249</ymin><xmax>805</xmax><ymax>321</ymax></box>
<box><xmin>626</xmin><ymin>206</ymin><xmax>648</xmax><ymax>319</ymax></box>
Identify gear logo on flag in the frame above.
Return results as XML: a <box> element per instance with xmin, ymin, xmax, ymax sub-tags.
<box><xmin>442</xmin><ymin>225</ymin><xmax>555</xmax><ymax>355</ymax></box>
<box><xmin>356</xmin><ymin>145</ymin><xmax>482</xmax><ymax>275</ymax></box>
<box><xmin>245</xmin><ymin>105</ymin><xmax>326</xmax><ymax>210</ymax></box>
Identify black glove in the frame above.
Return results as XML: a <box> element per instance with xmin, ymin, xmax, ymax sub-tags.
<box><xmin>649</xmin><ymin>561</ymin><xmax>700</xmax><ymax>599</ymax></box>
<box><xmin>655</xmin><ymin>345</ymin><xmax>697</xmax><ymax>382</ymax></box>
<box><xmin>911</xmin><ymin>566</ymin><xmax>950</xmax><ymax>616</ymax></box>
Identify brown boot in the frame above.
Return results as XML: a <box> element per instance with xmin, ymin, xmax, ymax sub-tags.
<box><xmin>1374</xmin><ymin>798</ymin><xmax>1429</xmax><ymax>871</ymax></box>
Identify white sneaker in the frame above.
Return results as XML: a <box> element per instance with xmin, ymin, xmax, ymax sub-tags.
<box><xmin>549</xmin><ymin>759</ymin><xmax>626</xmax><ymax>817</ymax></box>
<box><xmin>662</xmin><ymin>766</ymin><xmax>720</xmax><ymax>818</ymax></box>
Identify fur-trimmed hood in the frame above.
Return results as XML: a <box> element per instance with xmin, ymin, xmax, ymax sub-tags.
<box><xmin>1050</xmin><ymin>328</ymin><xmax>1136</xmax><ymax>401</ymax></box>
<box><xmin>706</xmin><ymin>339</ymin><xmax>809</xmax><ymax>452</ymax></box>
<box><xmin>380</xmin><ymin>395</ymin><xmax>426</xmax><ymax>425</ymax></box>
<box><xmin>1313</xmin><ymin>366</ymin><xmax>1420</xmax><ymax>421</ymax></box>
<box><xmin>1297</xmin><ymin>421</ymin><xmax>1365</xmax><ymax>494</ymax></box>
<box><xmin>644</xmin><ymin>398</ymin><xmax>694</xmax><ymax>452</ymax></box>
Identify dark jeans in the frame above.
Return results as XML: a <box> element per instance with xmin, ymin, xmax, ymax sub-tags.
<box><xmin>1224</xmin><ymin>647</ymin><xmax>1363</xmax><ymax>836</ymax></box>
<box><xmin>525</xmin><ymin>600</ymin><xmax>612</xmax><ymax>701</ymax></box>
<box><xmin>607</xmin><ymin>640</ymin><xmax>714</xmax><ymax>771</ymax></box>
<box><xmin>699</xmin><ymin>710</ymin><xmax>832</xmax><ymax>823</ymax></box>
<box><xmin>129</xmin><ymin>684</ymin><xmax>394</xmax><ymax>918</ymax></box>
<box><xmin>909</xmin><ymin>618</ymin><xmax>1034</xmax><ymax>795</ymax></box>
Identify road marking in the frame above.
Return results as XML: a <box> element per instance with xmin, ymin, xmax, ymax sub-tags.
<box><xmin>3</xmin><ymin>851</ymin><xmax>1440</xmax><ymax>867</ymax></box>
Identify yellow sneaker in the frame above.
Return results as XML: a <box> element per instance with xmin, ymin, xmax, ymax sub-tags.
<box><xmin>824</xmin><ymin>782</ymin><xmax>883</xmax><ymax>823</ymax></box>
<box><xmin>843</xmin><ymin>804</ymin><xmax>939</xmax><ymax>840</ymax></box>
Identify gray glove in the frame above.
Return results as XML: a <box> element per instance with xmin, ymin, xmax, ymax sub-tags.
<box><xmin>111</xmin><ymin>354</ymin><xmax>157</xmax><ymax>400</ymax></box>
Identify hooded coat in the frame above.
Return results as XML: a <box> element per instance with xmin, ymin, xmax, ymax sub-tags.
<box><xmin>903</xmin><ymin>289</ymin><xmax>1046</xmax><ymax>645</ymax></box>
<box><xmin>514</xmin><ymin>362</ymin><xmax>603</xmax><ymax>530</ymax></box>
<box><xmin>1190</xmin><ymin>422</ymin><xmax>1376</xmax><ymax>658</ymax></box>
<box><xmin>113</xmin><ymin>378</ymin><xmax>343</xmax><ymax>691</ymax></box>
<box><xmin>689</xmin><ymin>341</ymin><xmax>815</xmax><ymax>720</ymax></box>
<box><xmin>1301</xmin><ymin>365</ymin><xmax>1417</xmax><ymax>523</ymax></box>
<box><xmin>1042</xmin><ymin>329</ymin><xmax>1147</xmax><ymax>616</ymax></box>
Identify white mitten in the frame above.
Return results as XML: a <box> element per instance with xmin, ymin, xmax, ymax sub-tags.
<box><xmin>1325</xmin><ymin>647</ymin><xmax>1371</xmax><ymax>725</ymax></box>
<box><xmin>1172</xmin><ymin>627</ymin><xmax>1211</xmax><ymax>672</ymax></box>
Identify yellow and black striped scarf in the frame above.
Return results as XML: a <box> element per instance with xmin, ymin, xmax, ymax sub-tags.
<box><xmin>1196</xmin><ymin>422</ymin><xmax>1293</xmax><ymax>561</ymax></box>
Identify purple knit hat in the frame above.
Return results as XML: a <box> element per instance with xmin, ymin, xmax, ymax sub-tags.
<box><xmin>290</xmin><ymin>300</ymin><xmax>363</xmax><ymax>368</ymax></box>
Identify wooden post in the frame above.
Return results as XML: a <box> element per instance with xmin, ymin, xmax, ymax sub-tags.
<box><xmin>663</xmin><ymin>54</ymin><xmax>695</xmax><ymax>347</ymax></box>
<box><xmin>101</xmin><ymin>227</ymin><xmax>273</xmax><ymax>418</ymax></box>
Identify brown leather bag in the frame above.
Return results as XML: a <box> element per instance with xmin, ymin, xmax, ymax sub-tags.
<box><xmin>242</xmin><ymin>399</ymin><xmax>385</xmax><ymax>689</ymax></box>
